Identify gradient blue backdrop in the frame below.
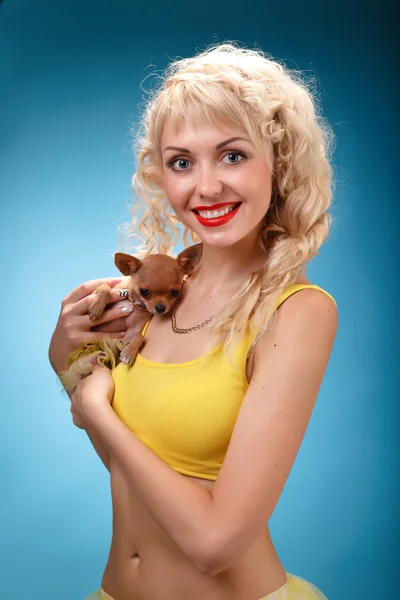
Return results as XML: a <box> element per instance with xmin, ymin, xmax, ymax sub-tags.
<box><xmin>1</xmin><ymin>1</ymin><xmax>397</xmax><ymax>598</ymax></box>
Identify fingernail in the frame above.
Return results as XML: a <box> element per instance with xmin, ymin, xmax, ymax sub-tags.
<box><xmin>121</xmin><ymin>306</ymin><xmax>134</xmax><ymax>314</ymax></box>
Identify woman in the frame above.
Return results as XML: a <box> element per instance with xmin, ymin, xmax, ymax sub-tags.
<box><xmin>49</xmin><ymin>43</ymin><xmax>338</xmax><ymax>600</ymax></box>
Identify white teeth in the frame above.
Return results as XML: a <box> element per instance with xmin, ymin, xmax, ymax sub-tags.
<box><xmin>198</xmin><ymin>205</ymin><xmax>236</xmax><ymax>219</ymax></box>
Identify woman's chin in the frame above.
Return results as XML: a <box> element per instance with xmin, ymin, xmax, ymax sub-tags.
<box><xmin>192</xmin><ymin>222</ymin><xmax>263</xmax><ymax>250</ymax></box>
<box><xmin>195</xmin><ymin>229</ymin><xmax>247</xmax><ymax>249</ymax></box>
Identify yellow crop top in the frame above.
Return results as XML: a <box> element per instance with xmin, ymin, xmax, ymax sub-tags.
<box><xmin>111</xmin><ymin>284</ymin><xmax>337</xmax><ymax>481</ymax></box>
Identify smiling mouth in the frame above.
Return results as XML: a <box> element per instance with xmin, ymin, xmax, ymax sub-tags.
<box><xmin>191</xmin><ymin>202</ymin><xmax>243</xmax><ymax>228</ymax></box>
<box><xmin>192</xmin><ymin>202</ymin><xmax>242</xmax><ymax>219</ymax></box>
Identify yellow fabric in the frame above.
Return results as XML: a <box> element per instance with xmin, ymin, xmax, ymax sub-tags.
<box><xmin>86</xmin><ymin>571</ymin><xmax>328</xmax><ymax>599</ymax></box>
<box><xmin>111</xmin><ymin>284</ymin><xmax>336</xmax><ymax>481</ymax></box>
<box><xmin>258</xmin><ymin>572</ymin><xmax>329</xmax><ymax>599</ymax></box>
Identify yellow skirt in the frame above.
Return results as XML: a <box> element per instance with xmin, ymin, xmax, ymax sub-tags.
<box><xmin>85</xmin><ymin>572</ymin><xmax>328</xmax><ymax>599</ymax></box>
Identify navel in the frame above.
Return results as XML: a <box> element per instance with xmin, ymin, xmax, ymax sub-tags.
<box><xmin>130</xmin><ymin>545</ymin><xmax>140</xmax><ymax>560</ymax></box>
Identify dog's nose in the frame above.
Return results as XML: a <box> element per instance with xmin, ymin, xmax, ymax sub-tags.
<box><xmin>155</xmin><ymin>304</ymin><xmax>166</xmax><ymax>314</ymax></box>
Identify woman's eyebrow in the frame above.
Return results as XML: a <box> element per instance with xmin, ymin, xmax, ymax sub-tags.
<box><xmin>163</xmin><ymin>136</ymin><xmax>250</xmax><ymax>154</ymax></box>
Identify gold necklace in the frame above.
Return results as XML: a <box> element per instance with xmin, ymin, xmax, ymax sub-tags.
<box><xmin>171</xmin><ymin>274</ymin><xmax>215</xmax><ymax>334</ymax></box>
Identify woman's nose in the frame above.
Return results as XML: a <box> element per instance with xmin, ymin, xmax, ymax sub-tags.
<box><xmin>196</xmin><ymin>166</ymin><xmax>223</xmax><ymax>198</ymax></box>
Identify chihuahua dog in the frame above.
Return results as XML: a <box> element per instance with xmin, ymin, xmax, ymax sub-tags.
<box><xmin>58</xmin><ymin>243</ymin><xmax>202</xmax><ymax>393</ymax></box>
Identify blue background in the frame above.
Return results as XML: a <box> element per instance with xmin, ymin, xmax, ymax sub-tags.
<box><xmin>1</xmin><ymin>1</ymin><xmax>397</xmax><ymax>598</ymax></box>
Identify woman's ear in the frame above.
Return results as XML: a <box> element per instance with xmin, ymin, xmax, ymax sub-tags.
<box><xmin>176</xmin><ymin>243</ymin><xmax>203</xmax><ymax>276</ymax></box>
<box><xmin>114</xmin><ymin>253</ymin><xmax>142</xmax><ymax>276</ymax></box>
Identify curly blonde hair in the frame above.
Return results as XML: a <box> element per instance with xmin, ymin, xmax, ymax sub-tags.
<box><xmin>124</xmin><ymin>41</ymin><xmax>335</xmax><ymax>357</ymax></box>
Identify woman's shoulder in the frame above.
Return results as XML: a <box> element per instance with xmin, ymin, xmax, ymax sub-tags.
<box><xmin>245</xmin><ymin>275</ymin><xmax>338</xmax><ymax>382</ymax></box>
<box><xmin>277</xmin><ymin>276</ymin><xmax>337</xmax><ymax>309</ymax></box>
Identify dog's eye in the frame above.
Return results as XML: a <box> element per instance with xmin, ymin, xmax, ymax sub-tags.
<box><xmin>170</xmin><ymin>289</ymin><xmax>180</xmax><ymax>298</ymax></box>
<box><xmin>139</xmin><ymin>288</ymin><xmax>151</xmax><ymax>298</ymax></box>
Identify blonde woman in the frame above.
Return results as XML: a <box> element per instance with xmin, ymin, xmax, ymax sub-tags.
<box><xmin>49</xmin><ymin>42</ymin><xmax>338</xmax><ymax>600</ymax></box>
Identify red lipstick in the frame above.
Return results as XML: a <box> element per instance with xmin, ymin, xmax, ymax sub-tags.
<box><xmin>192</xmin><ymin>202</ymin><xmax>242</xmax><ymax>228</ymax></box>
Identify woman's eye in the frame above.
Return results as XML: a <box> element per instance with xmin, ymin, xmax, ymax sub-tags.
<box><xmin>170</xmin><ymin>289</ymin><xmax>180</xmax><ymax>298</ymax></box>
<box><xmin>222</xmin><ymin>151</ymin><xmax>245</xmax><ymax>164</ymax></box>
<box><xmin>168</xmin><ymin>158</ymin><xmax>190</xmax><ymax>171</ymax></box>
<box><xmin>139</xmin><ymin>288</ymin><xmax>151</xmax><ymax>298</ymax></box>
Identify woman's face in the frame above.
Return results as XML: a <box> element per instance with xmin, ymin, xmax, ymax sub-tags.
<box><xmin>160</xmin><ymin>118</ymin><xmax>273</xmax><ymax>248</ymax></box>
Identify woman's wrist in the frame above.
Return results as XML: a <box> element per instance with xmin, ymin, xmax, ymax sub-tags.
<box><xmin>84</xmin><ymin>398</ymin><xmax>114</xmax><ymax>431</ymax></box>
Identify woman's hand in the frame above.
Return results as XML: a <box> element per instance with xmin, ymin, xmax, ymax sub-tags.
<box><xmin>70</xmin><ymin>365</ymin><xmax>114</xmax><ymax>428</ymax></box>
<box><xmin>48</xmin><ymin>277</ymin><xmax>133</xmax><ymax>374</ymax></box>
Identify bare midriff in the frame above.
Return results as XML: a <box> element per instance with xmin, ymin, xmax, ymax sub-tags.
<box><xmin>101</xmin><ymin>465</ymin><xmax>288</xmax><ymax>600</ymax></box>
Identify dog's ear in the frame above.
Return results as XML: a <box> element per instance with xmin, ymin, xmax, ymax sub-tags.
<box><xmin>176</xmin><ymin>243</ymin><xmax>202</xmax><ymax>276</ymax></box>
<box><xmin>114</xmin><ymin>253</ymin><xmax>142</xmax><ymax>276</ymax></box>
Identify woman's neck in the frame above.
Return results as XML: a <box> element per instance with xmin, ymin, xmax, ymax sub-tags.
<box><xmin>189</xmin><ymin>236</ymin><xmax>267</xmax><ymax>294</ymax></box>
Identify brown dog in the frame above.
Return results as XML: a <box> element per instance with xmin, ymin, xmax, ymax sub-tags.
<box><xmin>58</xmin><ymin>244</ymin><xmax>202</xmax><ymax>393</ymax></box>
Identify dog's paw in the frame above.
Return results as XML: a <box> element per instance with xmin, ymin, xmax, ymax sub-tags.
<box><xmin>88</xmin><ymin>299</ymin><xmax>106</xmax><ymax>321</ymax></box>
<box><xmin>119</xmin><ymin>351</ymin><xmax>132</xmax><ymax>365</ymax></box>
<box><xmin>119</xmin><ymin>348</ymin><xmax>139</xmax><ymax>365</ymax></box>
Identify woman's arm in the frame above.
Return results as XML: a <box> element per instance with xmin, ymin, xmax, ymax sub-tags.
<box><xmin>68</xmin><ymin>394</ymin><xmax>111</xmax><ymax>471</ymax></box>
<box><xmin>49</xmin><ymin>277</ymin><xmax>131</xmax><ymax>470</ymax></box>
<box><xmin>206</xmin><ymin>289</ymin><xmax>338</xmax><ymax>574</ymax></box>
<box><xmin>86</xmin><ymin>426</ymin><xmax>111</xmax><ymax>472</ymax></box>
